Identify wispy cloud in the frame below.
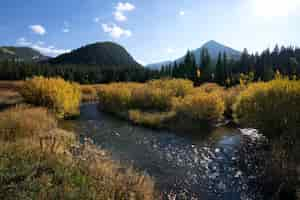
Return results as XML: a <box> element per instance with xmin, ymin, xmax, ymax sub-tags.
<box><xmin>179</xmin><ymin>11</ymin><xmax>185</xmax><ymax>16</ymax></box>
<box><xmin>62</xmin><ymin>28</ymin><xmax>70</xmax><ymax>33</ymax></box>
<box><xmin>102</xmin><ymin>23</ymin><xmax>132</xmax><ymax>39</ymax></box>
<box><xmin>16</xmin><ymin>38</ymin><xmax>69</xmax><ymax>57</ymax></box>
<box><xmin>116</xmin><ymin>2</ymin><xmax>135</xmax><ymax>12</ymax></box>
<box><xmin>167</xmin><ymin>48</ymin><xmax>175</xmax><ymax>54</ymax></box>
<box><xmin>31</xmin><ymin>44</ymin><xmax>70</xmax><ymax>57</ymax></box>
<box><xmin>29</xmin><ymin>25</ymin><xmax>46</xmax><ymax>35</ymax></box>
<box><xmin>62</xmin><ymin>21</ymin><xmax>70</xmax><ymax>33</ymax></box>
<box><xmin>114</xmin><ymin>11</ymin><xmax>127</xmax><ymax>22</ymax></box>
<box><xmin>114</xmin><ymin>2</ymin><xmax>135</xmax><ymax>22</ymax></box>
<box><xmin>250</xmin><ymin>0</ymin><xmax>300</xmax><ymax>18</ymax></box>
<box><xmin>16</xmin><ymin>37</ymin><xmax>32</xmax><ymax>46</ymax></box>
<box><xmin>94</xmin><ymin>17</ymin><xmax>100</xmax><ymax>23</ymax></box>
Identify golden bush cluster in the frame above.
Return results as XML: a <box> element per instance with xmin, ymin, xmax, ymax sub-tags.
<box><xmin>98</xmin><ymin>79</ymin><xmax>232</xmax><ymax>125</ymax></box>
<box><xmin>20</xmin><ymin>77</ymin><xmax>81</xmax><ymax>118</ymax></box>
<box><xmin>131</xmin><ymin>79</ymin><xmax>194</xmax><ymax>110</ymax></box>
<box><xmin>173</xmin><ymin>92</ymin><xmax>225</xmax><ymax>122</ymax></box>
<box><xmin>233</xmin><ymin>79</ymin><xmax>300</xmax><ymax>137</ymax></box>
<box><xmin>98</xmin><ymin>82</ymin><xmax>143</xmax><ymax>112</ymax></box>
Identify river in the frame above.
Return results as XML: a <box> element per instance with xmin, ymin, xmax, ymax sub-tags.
<box><xmin>61</xmin><ymin>103</ymin><xmax>268</xmax><ymax>200</ymax></box>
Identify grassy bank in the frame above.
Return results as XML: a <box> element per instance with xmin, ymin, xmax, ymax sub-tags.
<box><xmin>0</xmin><ymin>81</ymin><xmax>23</xmax><ymax>109</ymax></box>
<box><xmin>96</xmin><ymin>79</ymin><xmax>242</xmax><ymax>131</ymax></box>
<box><xmin>0</xmin><ymin>106</ymin><xmax>155</xmax><ymax>199</ymax></box>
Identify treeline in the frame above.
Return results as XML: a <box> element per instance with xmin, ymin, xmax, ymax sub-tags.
<box><xmin>0</xmin><ymin>61</ymin><xmax>161</xmax><ymax>83</ymax></box>
<box><xmin>160</xmin><ymin>45</ymin><xmax>300</xmax><ymax>86</ymax></box>
<box><xmin>0</xmin><ymin>45</ymin><xmax>300</xmax><ymax>84</ymax></box>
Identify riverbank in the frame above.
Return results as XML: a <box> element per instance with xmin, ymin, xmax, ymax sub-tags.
<box><xmin>62</xmin><ymin>103</ymin><xmax>271</xmax><ymax>199</ymax></box>
<box><xmin>0</xmin><ymin>85</ymin><xmax>156</xmax><ymax>199</ymax></box>
<box><xmin>94</xmin><ymin>80</ymin><xmax>243</xmax><ymax>135</ymax></box>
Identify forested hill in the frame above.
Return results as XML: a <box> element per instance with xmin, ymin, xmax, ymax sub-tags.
<box><xmin>0</xmin><ymin>47</ymin><xmax>47</xmax><ymax>62</ymax></box>
<box><xmin>48</xmin><ymin>42</ymin><xmax>142</xmax><ymax>69</ymax></box>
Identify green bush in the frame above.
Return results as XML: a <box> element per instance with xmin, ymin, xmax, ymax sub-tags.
<box><xmin>233</xmin><ymin>79</ymin><xmax>300</xmax><ymax>138</ymax></box>
<box><xmin>20</xmin><ymin>77</ymin><xmax>81</xmax><ymax>118</ymax></box>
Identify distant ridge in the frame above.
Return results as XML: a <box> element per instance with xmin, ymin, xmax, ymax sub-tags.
<box><xmin>48</xmin><ymin>42</ymin><xmax>143</xmax><ymax>69</ymax></box>
<box><xmin>0</xmin><ymin>46</ymin><xmax>48</xmax><ymax>62</ymax></box>
<box><xmin>146</xmin><ymin>40</ymin><xmax>241</xmax><ymax>69</ymax></box>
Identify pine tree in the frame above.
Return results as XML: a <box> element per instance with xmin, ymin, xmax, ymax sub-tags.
<box><xmin>200</xmin><ymin>48</ymin><xmax>211</xmax><ymax>83</ymax></box>
<box><xmin>215</xmin><ymin>53</ymin><xmax>224</xmax><ymax>85</ymax></box>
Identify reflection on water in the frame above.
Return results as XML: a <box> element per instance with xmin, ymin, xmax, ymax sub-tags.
<box><xmin>61</xmin><ymin>104</ymin><xmax>265</xmax><ymax>200</ymax></box>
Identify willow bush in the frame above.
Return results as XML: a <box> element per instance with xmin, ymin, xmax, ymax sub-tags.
<box><xmin>131</xmin><ymin>79</ymin><xmax>193</xmax><ymax>110</ymax></box>
<box><xmin>97</xmin><ymin>82</ymin><xmax>142</xmax><ymax>112</ymax></box>
<box><xmin>20</xmin><ymin>77</ymin><xmax>81</xmax><ymax>118</ymax></box>
<box><xmin>233</xmin><ymin>79</ymin><xmax>300</xmax><ymax>137</ymax></box>
<box><xmin>173</xmin><ymin>92</ymin><xmax>225</xmax><ymax>122</ymax></box>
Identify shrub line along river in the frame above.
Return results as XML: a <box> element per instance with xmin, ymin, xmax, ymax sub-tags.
<box><xmin>61</xmin><ymin>103</ymin><xmax>269</xmax><ymax>200</ymax></box>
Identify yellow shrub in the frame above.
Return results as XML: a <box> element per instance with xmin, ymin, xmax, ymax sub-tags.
<box><xmin>98</xmin><ymin>82</ymin><xmax>142</xmax><ymax>112</ymax></box>
<box><xmin>20</xmin><ymin>77</ymin><xmax>81</xmax><ymax>118</ymax></box>
<box><xmin>233</xmin><ymin>79</ymin><xmax>300</xmax><ymax>137</ymax></box>
<box><xmin>131</xmin><ymin>79</ymin><xmax>193</xmax><ymax>110</ymax></box>
<box><xmin>191</xmin><ymin>83</ymin><xmax>224</xmax><ymax>95</ymax></box>
<box><xmin>0</xmin><ymin>105</ymin><xmax>57</xmax><ymax>141</ymax></box>
<box><xmin>81</xmin><ymin>85</ymin><xmax>98</xmax><ymax>102</ymax></box>
<box><xmin>147</xmin><ymin>79</ymin><xmax>194</xmax><ymax>97</ymax></box>
<box><xmin>173</xmin><ymin>92</ymin><xmax>225</xmax><ymax>122</ymax></box>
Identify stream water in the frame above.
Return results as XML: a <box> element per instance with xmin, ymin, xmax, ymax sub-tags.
<box><xmin>61</xmin><ymin>103</ymin><xmax>267</xmax><ymax>200</ymax></box>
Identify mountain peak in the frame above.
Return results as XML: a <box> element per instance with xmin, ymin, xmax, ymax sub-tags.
<box><xmin>146</xmin><ymin>40</ymin><xmax>241</xmax><ymax>69</ymax></box>
<box><xmin>202</xmin><ymin>40</ymin><xmax>223</xmax><ymax>48</ymax></box>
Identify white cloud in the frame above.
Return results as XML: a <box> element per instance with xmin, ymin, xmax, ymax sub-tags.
<box><xmin>94</xmin><ymin>17</ymin><xmax>100</xmax><ymax>23</ymax></box>
<box><xmin>167</xmin><ymin>48</ymin><xmax>175</xmax><ymax>54</ymax></box>
<box><xmin>37</xmin><ymin>41</ymin><xmax>45</xmax><ymax>45</ymax></box>
<box><xmin>29</xmin><ymin>25</ymin><xmax>46</xmax><ymax>35</ymax></box>
<box><xmin>62</xmin><ymin>21</ymin><xmax>70</xmax><ymax>33</ymax></box>
<box><xmin>114</xmin><ymin>11</ymin><xmax>127</xmax><ymax>21</ymax></box>
<box><xmin>102</xmin><ymin>23</ymin><xmax>132</xmax><ymax>39</ymax></box>
<box><xmin>250</xmin><ymin>0</ymin><xmax>300</xmax><ymax>17</ymax></box>
<box><xmin>114</xmin><ymin>2</ymin><xmax>135</xmax><ymax>21</ymax></box>
<box><xmin>15</xmin><ymin>38</ymin><xmax>69</xmax><ymax>57</ymax></box>
<box><xmin>16</xmin><ymin>37</ymin><xmax>32</xmax><ymax>46</ymax></box>
<box><xmin>31</xmin><ymin>44</ymin><xmax>70</xmax><ymax>57</ymax></box>
<box><xmin>62</xmin><ymin>28</ymin><xmax>70</xmax><ymax>33</ymax></box>
<box><xmin>179</xmin><ymin>11</ymin><xmax>185</xmax><ymax>16</ymax></box>
<box><xmin>116</xmin><ymin>2</ymin><xmax>135</xmax><ymax>12</ymax></box>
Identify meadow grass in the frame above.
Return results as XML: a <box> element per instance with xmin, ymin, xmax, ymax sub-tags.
<box><xmin>0</xmin><ymin>106</ymin><xmax>155</xmax><ymax>200</ymax></box>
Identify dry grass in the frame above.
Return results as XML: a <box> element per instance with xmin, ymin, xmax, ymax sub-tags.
<box><xmin>0</xmin><ymin>81</ymin><xmax>23</xmax><ymax>107</ymax></box>
<box><xmin>81</xmin><ymin>85</ymin><xmax>98</xmax><ymax>102</ymax></box>
<box><xmin>0</xmin><ymin>80</ymin><xmax>24</xmax><ymax>91</ymax></box>
<box><xmin>0</xmin><ymin>106</ymin><xmax>156</xmax><ymax>199</ymax></box>
<box><xmin>129</xmin><ymin>109</ymin><xmax>176</xmax><ymax>128</ymax></box>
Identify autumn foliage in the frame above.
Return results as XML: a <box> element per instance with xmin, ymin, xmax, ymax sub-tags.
<box><xmin>20</xmin><ymin>77</ymin><xmax>81</xmax><ymax>118</ymax></box>
<box><xmin>233</xmin><ymin>79</ymin><xmax>300</xmax><ymax>137</ymax></box>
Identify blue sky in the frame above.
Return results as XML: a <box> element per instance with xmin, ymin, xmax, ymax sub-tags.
<box><xmin>1</xmin><ymin>0</ymin><xmax>300</xmax><ymax>64</ymax></box>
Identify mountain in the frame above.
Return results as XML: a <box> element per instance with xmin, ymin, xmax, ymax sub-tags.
<box><xmin>146</xmin><ymin>60</ymin><xmax>173</xmax><ymax>70</ymax></box>
<box><xmin>49</xmin><ymin>42</ymin><xmax>142</xmax><ymax>69</ymax></box>
<box><xmin>146</xmin><ymin>40</ymin><xmax>241</xmax><ymax>69</ymax></box>
<box><xmin>0</xmin><ymin>47</ymin><xmax>48</xmax><ymax>62</ymax></box>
